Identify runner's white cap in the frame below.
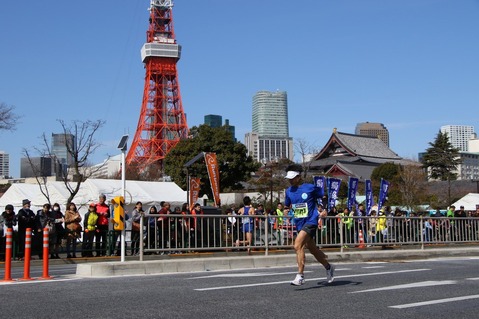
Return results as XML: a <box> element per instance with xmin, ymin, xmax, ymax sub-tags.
<box><xmin>285</xmin><ymin>171</ymin><xmax>300</xmax><ymax>179</ymax></box>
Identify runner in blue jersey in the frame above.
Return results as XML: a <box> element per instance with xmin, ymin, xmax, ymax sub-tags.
<box><xmin>235</xmin><ymin>196</ymin><xmax>255</xmax><ymax>254</ymax></box>
<box><xmin>284</xmin><ymin>165</ymin><xmax>335</xmax><ymax>286</ymax></box>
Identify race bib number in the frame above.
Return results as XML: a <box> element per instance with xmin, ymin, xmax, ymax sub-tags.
<box><xmin>293</xmin><ymin>203</ymin><xmax>308</xmax><ymax>218</ymax></box>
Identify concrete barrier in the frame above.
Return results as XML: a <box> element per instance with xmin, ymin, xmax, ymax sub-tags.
<box><xmin>76</xmin><ymin>246</ymin><xmax>479</xmax><ymax>277</ymax></box>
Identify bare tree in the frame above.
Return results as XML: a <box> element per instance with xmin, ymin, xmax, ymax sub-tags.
<box><xmin>0</xmin><ymin>102</ymin><xmax>20</xmax><ymax>131</ymax></box>
<box><xmin>398</xmin><ymin>164</ymin><xmax>427</xmax><ymax>211</ymax></box>
<box><xmin>294</xmin><ymin>138</ymin><xmax>318</xmax><ymax>178</ymax></box>
<box><xmin>23</xmin><ymin>119</ymin><xmax>106</xmax><ymax>206</ymax></box>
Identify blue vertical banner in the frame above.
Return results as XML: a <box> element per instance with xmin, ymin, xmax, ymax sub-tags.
<box><xmin>365</xmin><ymin>179</ymin><xmax>374</xmax><ymax>215</ymax></box>
<box><xmin>313</xmin><ymin>176</ymin><xmax>326</xmax><ymax>205</ymax></box>
<box><xmin>347</xmin><ymin>177</ymin><xmax>359</xmax><ymax>211</ymax></box>
<box><xmin>327</xmin><ymin>177</ymin><xmax>342</xmax><ymax>210</ymax></box>
<box><xmin>377</xmin><ymin>178</ymin><xmax>390</xmax><ymax>212</ymax></box>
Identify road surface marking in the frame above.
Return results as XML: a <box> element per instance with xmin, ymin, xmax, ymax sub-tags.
<box><xmin>190</xmin><ymin>271</ymin><xmax>308</xmax><ymax>279</ymax></box>
<box><xmin>390</xmin><ymin>294</ymin><xmax>479</xmax><ymax>309</ymax></box>
<box><xmin>194</xmin><ymin>268</ymin><xmax>429</xmax><ymax>291</ymax></box>
<box><xmin>0</xmin><ymin>276</ymin><xmax>81</xmax><ymax>286</ymax></box>
<box><xmin>350</xmin><ymin>280</ymin><xmax>457</xmax><ymax>293</ymax></box>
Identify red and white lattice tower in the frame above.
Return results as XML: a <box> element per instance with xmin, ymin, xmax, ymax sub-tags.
<box><xmin>127</xmin><ymin>0</ymin><xmax>188</xmax><ymax>171</ymax></box>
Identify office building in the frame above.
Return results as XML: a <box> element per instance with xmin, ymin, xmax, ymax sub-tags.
<box><xmin>355</xmin><ymin>122</ymin><xmax>390</xmax><ymax>146</ymax></box>
<box><xmin>224</xmin><ymin>119</ymin><xmax>236</xmax><ymax>142</ymax></box>
<box><xmin>441</xmin><ymin>125</ymin><xmax>475</xmax><ymax>152</ymax></box>
<box><xmin>204</xmin><ymin>114</ymin><xmax>236</xmax><ymax>141</ymax></box>
<box><xmin>245</xmin><ymin>132</ymin><xmax>293</xmax><ymax>162</ymax></box>
<box><xmin>469</xmin><ymin>133</ymin><xmax>479</xmax><ymax>153</ymax></box>
<box><xmin>204</xmin><ymin>114</ymin><xmax>222</xmax><ymax>128</ymax></box>
<box><xmin>52</xmin><ymin>133</ymin><xmax>76</xmax><ymax>166</ymax></box>
<box><xmin>456</xmin><ymin>152</ymin><xmax>479</xmax><ymax>180</ymax></box>
<box><xmin>20</xmin><ymin>157</ymin><xmax>53</xmax><ymax>178</ymax></box>
<box><xmin>246</xmin><ymin>91</ymin><xmax>293</xmax><ymax>162</ymax></box>
<box><xmin>0</xmin><ymin>151</ymin><xmax>10</xmax><ymax>179</ymax></box>
<box><xmin>252</xmin><ymin>91</ymin><xmax>289</xmax><ymax>138</ymax></box>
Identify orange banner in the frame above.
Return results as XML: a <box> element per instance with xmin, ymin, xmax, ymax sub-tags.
<box><xmin>189</xmin><ymin>177</ymin><xmax>201</xmax><ymax>210</ymax></box>
<box><xmin>204</xmin><ymin>152</ymin><xmax>221</xmax><ymax>207</ymax></box>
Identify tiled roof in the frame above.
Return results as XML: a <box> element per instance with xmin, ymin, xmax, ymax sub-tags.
<box><xmin>326</xmin><ymin>161</ymin><xmax>379</xmax><ymax>181</ymax></box>
<box><xmin>315</xmin><ymin>131</ymin><xmax>402</xmax><ymax>160</ymax></box>
<box><xmin>335</xmin><ymin>132</ymin><xmax>401</xmax><ymax>159</ymax></box>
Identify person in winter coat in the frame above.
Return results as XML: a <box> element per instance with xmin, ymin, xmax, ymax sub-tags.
<box><xmin>64</xmin><ymin>202</ymin><xmax>82</xmax><ymax>258</ymax></box>
<box><xmin>82</xmin><ymin>203</ymin><xmax>98</xmax><ymax>257</ymax></box>
<box><xmin>17</xmin><ymin>199</ymin><xmax>36</xmax><ymax>260</ymax></box>
<box><xmin>51</xmin><ymin>203</ymin><xmax>65</xmax><ymax>258</ymax></box>
<box><xmin>1</xmin><ymin>204</ymin><xmax>17</xmax><ymax>261</ymax></box>
<box><xmin>35</xmin><ymin>203</ymin><xmax>57</xmax><ymax>259</ymax></box>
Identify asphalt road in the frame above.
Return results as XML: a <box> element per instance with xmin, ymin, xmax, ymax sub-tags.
<box><xmin>1</xmin><ymin>257</ymin><xmax>478</xmax><ymax>319</ymax></box>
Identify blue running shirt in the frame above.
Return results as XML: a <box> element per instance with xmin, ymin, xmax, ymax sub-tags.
<box><xmin>284</xmin><ymin>183</ymin><xmax>321</xmax><ymax>231</ymax></box>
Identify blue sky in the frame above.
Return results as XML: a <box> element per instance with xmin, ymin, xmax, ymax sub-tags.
<box><xmin>1</xmin><ymin>0</ymin><xmax>478</xmax><ymax>178</ymax></box>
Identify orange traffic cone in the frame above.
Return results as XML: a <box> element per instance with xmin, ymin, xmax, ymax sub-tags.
<box><xmin>358</xmin><ymin>229</ymin><xmax>365</xmax><ymax>249</ymax></box>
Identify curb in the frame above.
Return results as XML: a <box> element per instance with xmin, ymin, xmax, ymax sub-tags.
<box><xmin>75</xmin><ymin>246</ymin><xmax>479</xmax><ymax>277</ymax></box>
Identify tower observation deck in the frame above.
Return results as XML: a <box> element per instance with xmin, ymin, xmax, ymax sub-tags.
<box><xmin>127</xmin><ymin>0</ymin><xmax>188</xmax><ymax>174</ymax></box>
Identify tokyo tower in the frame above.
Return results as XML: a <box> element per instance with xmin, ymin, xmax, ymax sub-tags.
<box><xmin>127</xmin><ymin>0</ymin><xmax>188</xmax><ymax>172</ymax></box>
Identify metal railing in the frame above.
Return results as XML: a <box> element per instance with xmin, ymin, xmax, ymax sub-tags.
<box><xmin>134</xmin><ymin>214</ymin><xmax>479</xmax><ymax>259</ymax></box>
<box><xmin>8</xmin><ymin>215</ymin><xmax>470</xmax><ymax>259</ymax></box>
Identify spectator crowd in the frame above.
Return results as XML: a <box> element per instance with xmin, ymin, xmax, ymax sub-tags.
<box><xmin>2</xmin><ymin>195</ymin><xmax>479</xmax><ymax>260</ymax></box>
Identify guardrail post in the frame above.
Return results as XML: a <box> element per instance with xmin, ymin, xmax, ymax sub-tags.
<box><xmin>420</xmin><ymin>216</ymin><xmax>424</xmax><ymax>250</ymax></box>
<box><xmin>21</xmin><ymin>228</ymin><xmax>33</xmax><ymax>281</ymax></box>
<box><xmin>339</xmin><ymin>217</ymin><xmax>344</xmax><ymax>253</ymax></box>
<box><xmin>2</xmin><ymin>228</ymin><xmax>13</xmax><ymax>282</ymax></box>
<box><xmin>139</xmin><ymin>214</ymin><xmax>144</xmax><ymax>261</ymax></box>
<box><xmin>41</xmin><ymin>228</ymin><xmax>52</xmax><ymax>280</ymax></box>
<box><xmin>265</xmin><ymin>216</ymin><xmax>269</xmax><ymax>256</ymax></box>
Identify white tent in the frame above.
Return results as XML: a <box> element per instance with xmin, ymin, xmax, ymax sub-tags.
<box><xmin>0</xmin><ymin>179</ymin><xmax>187</xmax><ymax>215</ymax></box>
<box><xmin>451</xmin><ymin>193</ymin><xmax>479</xmax><ymax>211</ymax></box>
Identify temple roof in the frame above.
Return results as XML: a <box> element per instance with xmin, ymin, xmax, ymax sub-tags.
<box><xmin>314</xmin><ymin>131</ymin><xmax>402</xmax><ymax>161</ymax></box>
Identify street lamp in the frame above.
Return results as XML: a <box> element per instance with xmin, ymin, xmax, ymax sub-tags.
<box><xmin>117</xmin><ymin>134</ymin><xmax>128</xmax><ymax>262</ymax></box>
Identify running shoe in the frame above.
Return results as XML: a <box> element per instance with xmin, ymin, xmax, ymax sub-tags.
<box><xmin>291</xmin><ymin>274</ymin><xmax>305</xmax><ymax>286</ymax></box>
<box><xmin>326</xmin><ymin>264</ymin><xmax>335</xmax><ymax>283</ymax></box>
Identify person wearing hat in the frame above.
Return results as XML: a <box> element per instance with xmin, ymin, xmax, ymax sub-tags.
<box><xmin>1</xmin><ymin>204</ymin><xmax>17</xmax><ymax>230</ymax></box>
<box><xmin>82</xmin><ymin>203</ymin><xmax>98</xmax><ymax>257</ymax></box>
<box><xmin>284</xmin><ymin>165</ymin><xmax>335</xmax><ymax>286</ymax></box>
<box><xmin>16</xmin><ymin>199</ymin><xmax>36</xmax><ymax>260</ymax></box>
<box><xmin>1</xmin><ymin>204</ymin><xmax>17</xmax><ymax>261</ymax></box>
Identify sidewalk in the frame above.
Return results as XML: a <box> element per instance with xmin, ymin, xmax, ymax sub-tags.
<box><xmin>75</xmin><ymin>245</ymin><xmax>479</xmax><ymax>277</ymax></box>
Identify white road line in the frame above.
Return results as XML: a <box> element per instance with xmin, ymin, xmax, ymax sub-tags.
<box><xmin>0</xmin><ymin>276</ymin><xmax>81</xmax><ymax>286</ymax></box>
<box><xmin>466</xmin><ymin>277</ymin><xmax>479</xmax><ymax>281</ymax></box>
<box><xmin>194</xmin><ymin>268</ymin><xmax>430</xmax><ymax>291</ymax></box>
<box><xmin>390</xmin><ymin>294</ymin><xmax>479</xmax><ymax>309</ymax></box>
<box><xmin>362</xmin><ymin>266</ymin><xmax>385</xmax><ymax>269</ymax></box>
<box><xmin>190</xmin><ymin>268</ymin><xmax>352</xmax><ymax>280</ymax></box>
<box><xmin>190</xmin><ymin>271</ymin><xmax>309</xmax><ymax>279</ymax></box>
<box><xmin>350</xmin><ymin>280</ymin><xmax>457</xmax><ymax>293</ymax></box>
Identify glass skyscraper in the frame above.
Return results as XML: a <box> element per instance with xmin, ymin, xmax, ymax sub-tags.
<box><xmin>52</xmin><ymin>133</ymin><xmax>76</xmax><ymax>166</ymax></box>
<box><xmin>246</xmin><ymin>91</ymin><xmax>293</xmax><ymax>162</ymax></box>
<box><xmin>252</xmin><ymin>91</ymin><xmax>289</xmax><ymax>138</ymax></box>
<box><xmin>204</xmin><ymin>114</ymin><xmax>222</xmax><ymax>128</ymax></box>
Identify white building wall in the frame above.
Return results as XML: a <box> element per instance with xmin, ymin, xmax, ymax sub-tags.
<box><xmin>441</xmin><ymin>125</ymin><xmax>475</xmax><ymax>152</ymax></box>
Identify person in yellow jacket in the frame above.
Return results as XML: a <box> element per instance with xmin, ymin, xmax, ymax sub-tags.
<box><xmin>338</xmin><ymin>208</ymin><xmax>353</xmax><ymax>247</ymax></box>
<box><xmin>376</xmin><ymin>208</ymin><xmax>387</xmax><ymax>244</ymax></box>
<box><xmin>275</xmin><ymin>203</ymin><xmax>285</xmax><ymax>245</ymax></box>
<box><xmin>81</xmin><ymin>203</ymin><xmax>98</xmax><ymax>257</ymax></box>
